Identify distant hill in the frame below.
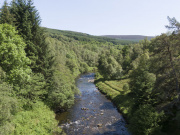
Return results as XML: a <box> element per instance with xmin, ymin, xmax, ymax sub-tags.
<box><xmin>102</xmin><ymin>35</ymin><xmax>155</xmax><ymax>42</ymax></box>
<box><xmin>43</xmin><ymin>27</ymin><xmax>138</xmax><ymax>45</ymax></box>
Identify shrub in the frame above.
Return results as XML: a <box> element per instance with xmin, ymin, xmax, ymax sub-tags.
<box><xmin>11</xmin><ymin>101</ymin><xmax>62</xmax><ymax>135</ymax></box>
<box><xmin>0</xmin><ymin>24</ymin><xmax>31</xmax><ymax>86</ymax></box>
<box><xmin>123</xmin><ymin>83</ymin><xmax>129</xmax><ymax>91</ymax></box>
<box><xmin>129</xmin><ymin>104</ymin><xmax>164</xmax><ymax>135</ymax></box>
<box><xmin>0</xmin><ymin>82</ymin><xmax>18</xmax><ymax>135</ymax></box>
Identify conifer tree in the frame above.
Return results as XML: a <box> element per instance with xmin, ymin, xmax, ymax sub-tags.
<box><xmin>0</xmin><ymin>0</ymin><xmax>15</xmax><ymax>25</ymax></box>
<box><xmin>150</xmin><ymin>34</ymin><xmax>180</xmax><ymax>101</ymax></box>
<box><xmin>10</xmin><ymin>0</ymin><xmax>53</xmax><ymax>78</ymax></box>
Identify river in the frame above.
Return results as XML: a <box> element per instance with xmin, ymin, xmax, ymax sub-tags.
<box><xmin>56</xmin><ymin>73</ymin><xmax>130</xmax><ymax>135</ymax></box>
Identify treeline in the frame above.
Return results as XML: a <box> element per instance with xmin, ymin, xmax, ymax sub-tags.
<box><xmin>0</xmin><ymin>0</ymin><xmax>78</xmax><ymax>134</ymax></box>
<box><xmin>45</xmin><ymin>27</ymin><xmax>137</xmax><ymax>45</ymax></box>
<box><xmin>0</xmin><ymin>0</ymin><xmax>127</xmax><ymax>134</ymax></box>
<box><xmin>103</xmin><ymin>35</ymin><xmax>154</xmax><ymax>42</ymax></box>
<box><xmin>96</xmin><ymin>17</ymin><xmax>180</xmax><ymax>134</ymax></box>
<box><xmin>45</xmin><ymin>20</ymin><xmax>179</xmax><ymax>135</ymax></box>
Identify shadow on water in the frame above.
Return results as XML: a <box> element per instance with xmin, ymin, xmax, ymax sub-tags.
<box><xmin>99</xmin><ymin>101</ymin><xmax>117</xmax><ymax>110</ymax></box>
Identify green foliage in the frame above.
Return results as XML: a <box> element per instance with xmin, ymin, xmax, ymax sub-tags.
<box><xmin>130</xmin><ymin>53</ymin><xmax>156</xmax><ymax>105</ymax></box>
<box><xmin>0</xmin><ymin>23</ymin><xmax>31</xmax><ymax>85</ymax></box>
<box><xmin>99</xmin><ymin>55</ymin><xmax>123</xmax><ymax>79</ymax></box>
<box><xmin>17</xmin><ymin>73</ymin><xmax>47</xmax><ymax>104</ymax></box>
<box><xmin>131</xmin><ymin>71</ymin><xmax>156</xmax><ymax>104</ymax></box>
<box><xmin>47</xmin><ymin>66</ymin><xmax>76</xmax><ymax>110</ymax></box>
<box><xmin>66</xmin><ymin>59</ymin><xmax>78</xmax><ymax>74</ymax></box>
<box><xmin>11</xmin><ymin>101</ymin><xmax>62</xmax><ymax>135</ymax></box>
<box><xmin>45</xmin><ymin>37</ymin><xmax>79</xmax><ymax>110</ymax></box>
<box><xmin>95</xmin><ymin>76</ymin><xmax>133</xmax><ymax>116</ymax></box>
<box><xmin>166</xmin><ymin>16</ymin><xmax>180</xmax><ymax>34</ymax></box>
<box><xmin>0</xmin><ymin>69</ymin><xmax>18</xmax><ymax>135</ymax></box>
<box><xmin>129</xmin><ymin>104</ymin><xmax>164</xmax><ymax>135</ymax></box>
<box><xmin>79</xmin><ymin>62</ymin><xmax>89</xmax><ymax>73</ymax></box>
<box><xmin>44</xmin><ymin>27</ymin><xmax>137</xmax><ymax>45</ymax></box>
<box><xmin>1</xmin><ymin>2</ymin><xmax>180</xmax><ymax>134</ymax></box>
<box><xmin>95</xmin><ymin>18</ymin><xmax>180</xmax><ymax>134</ymax></box>
<box><xmin>0</xmin><ymin>2</ymin><xmax>63</xmax><ymax>134</ymax></box>
<box><xmin>0</xmin><ymin>67</ymin><xmax>6</xmax><ymax>80</ymax></box>
<box><xmin>123</xmin><ymin>83</ymin><xmax>129</xmax><ymax>91</ymax></box>
<box><xmin>10</xmin><ymin>0</ymin><xmax>41</xmax><ymax>41</ymax></box>
<box><xmin>149</xmin><ymin>34</ymin><xmax>180</xmax><ymax>101</ymax></box>
<box><xmin>0</xmin><ymin>83</ymin><xmax>17</xmax><ymax>123</ymax></box>
<box><xmin>10</xmin><ymin>0</ymin><xmax>51</xmax><ymax>75</ymax></box>
<box><xmin>0</xmin><ymin>1</ymin><xmax>15</xmax><ymax>25</ymax></box>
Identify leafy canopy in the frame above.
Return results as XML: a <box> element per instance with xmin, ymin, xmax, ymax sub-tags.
<box><xmin>0</xmin><ymin>23</ymin><xmax>31</xmax><ymax>85</ymax></box>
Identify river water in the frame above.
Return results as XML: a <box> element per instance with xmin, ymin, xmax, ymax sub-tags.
<box><xmin>56</xmin><ymin>73</ymin><xmax>130</xmax><ymax>135</ymax></box>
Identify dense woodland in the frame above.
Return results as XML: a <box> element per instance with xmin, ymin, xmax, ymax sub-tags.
<box><xmin>0</xmin><ymin>0</ymin><xmax>180</xmax><ymax>135</ymax></box>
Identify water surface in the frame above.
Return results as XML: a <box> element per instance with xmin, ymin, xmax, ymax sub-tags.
<box><xmin>56</xmin><ymin>73</ymin><xmax>130</xmax><ymax>135</ymax></box>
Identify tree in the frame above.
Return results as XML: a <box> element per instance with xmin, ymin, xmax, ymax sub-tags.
<box><xmin>47</xmin><ymin>67</ymin><xmax>76</xmax><ymax>110</ymax></box>
<box><xmin>10</xmin><ymin>0</ymin><xmax>41</xmax><ymax>41</ymax></box>
<box><xmin>166</xmin><ymin>16</ymin><xmax>180</xmax><ymax>34</ymax></box>
<box><xmin>129</xmin><ymin>104</ymin><xmax>164</xmax><ymax>135</ymax></box>
<box><xmin>0</xmin><ymin>23</ymin><xmax>31</xmax><ymax>86</ymax></box>
<box><xmin>99</xmin><ymin>54</ymin><xmax>123</xmax><ymax>79</ymax></box>
<box><xmin>130</xmin><ymin>53</ymin><xmax>156</xmax><ymax>106</ymax></box>
<box><xmin>150</xmin><ymin>34</ymin><xmax>180</xmax><ymax>101</ymax></box>
<box><xmin>122</xmin><ymin>45</ymin><xmax>133</xmax><ymax>71</ymax></box>
<box><xmin>10</xmin><ymin>0</ymin><xmax>52</xmax><ymax>76</ymax></box>
<box><xmin>0</xmin><ymin>0</ymin><xmax>15</xmax><ymax>25</ymax></box>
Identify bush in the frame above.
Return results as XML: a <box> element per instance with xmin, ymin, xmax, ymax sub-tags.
<box><xmin>0</xmin><ymin>24</ymin><xmax>31</xmax><ymax>86</ymax></box>
<box><xmin>79</xmin><ymin>62</ymin><xmax>89</xmax><ymax>73</ymax></box>
<box><xmin>123</xmin><ymin>83</ymin><xmax>129</xmax><ymax>91</ymax></box>
<box><xmin>11</xmin><ymin>101</ymin><xmax>62</xmax><ymax>135</ymax></box>
<box><xmin>47</xmin><ymin>69</ymin><xmax>76</xmax><ymax>110</ymax></box>
<box><xmin>0</xmin><ymin>82</ymin><xmax>18</xmax><ymax>135</ymax></box>
<box><xmin>129</xmin><ymin>104</ymin><xmax>164</xmax><ymax>135</ymax></box>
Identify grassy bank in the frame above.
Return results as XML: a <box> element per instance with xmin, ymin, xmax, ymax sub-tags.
<box><xmin>95</xmin><ymin>72</ymin><xmax>134</xmax><ymax>120</ymax></box>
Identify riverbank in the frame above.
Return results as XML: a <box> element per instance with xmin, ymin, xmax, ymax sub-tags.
<box><xmin>94</xmin><ymin>72</ymin><xmax>134</xmax><ymax>123</ymax></box>
<box><xmin>56</xmin><ymin>73</ymin><xmax>130</xmax><ymax>135</ymax></box>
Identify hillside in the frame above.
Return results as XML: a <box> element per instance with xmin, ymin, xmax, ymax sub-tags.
<box><xmin>43</xmin><ymin>27</ymin><xmax>137</xmax><ymax>45</ymax></box>
<box><xmin>102</xmin><ymin>35</ymin><xmax>154</xmax><ymax>42</ymax></box>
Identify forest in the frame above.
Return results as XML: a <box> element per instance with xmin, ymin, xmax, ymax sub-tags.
<box><xmin>0</xmin><ymin>0</ymin><xmax>180</xmax><ymax>135</ymax></box>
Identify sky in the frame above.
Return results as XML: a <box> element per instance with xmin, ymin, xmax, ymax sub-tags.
<box><xmin>4</xmin><ymin>0</ymin><xmax>180</xmax><ymax>36</ymax></box>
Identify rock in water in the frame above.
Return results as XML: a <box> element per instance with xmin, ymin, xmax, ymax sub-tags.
<box><xmin>97</xmin><ymin>124</ymin><xmax>103</xmax><ymax>127</ymax></box>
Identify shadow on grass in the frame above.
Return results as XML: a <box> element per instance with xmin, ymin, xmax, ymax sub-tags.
<box><xmin>94</xmin><ymin>78</ymin><xmax>105</xmax><ymax>84</ymax></box>
<box><xmin>112</xmin><ymin>93</ymin><xmax>134</xmax><ymax>119</ymax></box>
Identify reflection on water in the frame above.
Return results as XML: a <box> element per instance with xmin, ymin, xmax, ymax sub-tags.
<box><xmin>56</xmin><ymin>73</ymin><xmax>130</xmax><ymax>135</ymax></box>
